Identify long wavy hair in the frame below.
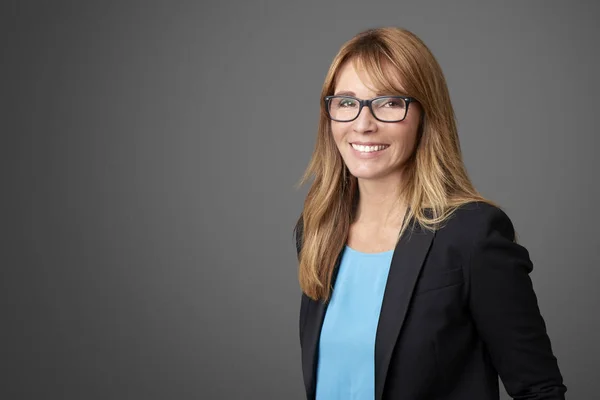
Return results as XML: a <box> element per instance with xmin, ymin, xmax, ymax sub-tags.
<box><xmin>295</xmin><ymin>27</ymin><xmax>497</xmax><ymax>302</ymax></box>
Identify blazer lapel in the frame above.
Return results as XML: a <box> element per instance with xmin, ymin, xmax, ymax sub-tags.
<box><xmin>374</xmin><ymin>220</ymin><xmax>435</xmax><ymax>400</ymax></box>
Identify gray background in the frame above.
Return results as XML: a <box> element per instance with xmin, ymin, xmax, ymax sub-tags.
<box><xmin>4</xmin><ymin>0</ymin><xmax>599</xmax><ymax>399</ymax></box>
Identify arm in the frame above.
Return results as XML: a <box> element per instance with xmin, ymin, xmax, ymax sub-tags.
<box><xmin>468</xmin><ymin>207</ymin><xmax>567</xmax><ymax>399</ymax></box>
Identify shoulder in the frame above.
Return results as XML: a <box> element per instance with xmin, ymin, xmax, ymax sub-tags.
<box><xmin>435</xmin><ymin>201</ymin><xmax>516</xmax><ymax>247</ymax></box>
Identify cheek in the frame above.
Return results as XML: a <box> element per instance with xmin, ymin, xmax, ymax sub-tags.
<box><xmin>406</xmin><ymin>131</ymin><xmax>419</xmax><ymax>153</ymax></box>
<box><xmin>391</xmin><ymin>126</ymin><xmax>418</xmax><ymax>145</ymax></box>
<box><xmin>330</xmin><ymin>125</ymin><xmax>347</xmax><ymax>146</ymax></box>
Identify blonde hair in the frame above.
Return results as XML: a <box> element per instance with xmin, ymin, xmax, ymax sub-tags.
<box><xmin>295</xmin><ymin>27</ymin><xmax>497</xmax><ymax>301</ymax></box>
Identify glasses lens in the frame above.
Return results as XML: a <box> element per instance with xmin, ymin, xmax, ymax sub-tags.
<box><xmin>328</xmin><ymin>97</ymin><xmax>360</xmax><ymax>121</ymax></box>
<box><xmin>371</xmin><ymin>97</ymin><xmax>407</xmax><ymax>121</ymax></box>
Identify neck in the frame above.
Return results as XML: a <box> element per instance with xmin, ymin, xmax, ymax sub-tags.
<box><xmin>353</xmin><ymin>172</ymin><xmax>408</xmax><ymax>229</ymax></box>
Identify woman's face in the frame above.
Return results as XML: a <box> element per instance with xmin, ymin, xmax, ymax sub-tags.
<box><xmin>330</xmin><ymin>62</ymin><xmax>421</xmax><ymax>182</ymax></box>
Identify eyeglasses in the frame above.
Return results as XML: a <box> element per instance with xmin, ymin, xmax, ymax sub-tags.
<box><xmin>324</xmin><ymin>95</ymin><xmax>417</xmax><ymax>122</ymax></box>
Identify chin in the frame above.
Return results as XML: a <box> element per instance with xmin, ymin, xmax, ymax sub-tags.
<box><xmin>348</xmin><ymin>169</ymin><xmax>386</xmax><ymax>180</ymax></box>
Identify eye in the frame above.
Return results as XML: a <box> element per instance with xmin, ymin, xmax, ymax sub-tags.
<box><xmin>338</xmin><ymin>98</ymin><xmax>357</xmax><ymax>108</ymax></box>
<box><xmin>380</xmin><ymin>99</ymin><xmax>406</xmax><ymax>108</ymax></box>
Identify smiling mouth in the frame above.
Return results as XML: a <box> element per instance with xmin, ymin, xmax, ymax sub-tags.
<box><xmin>350</xmin><ymin>143</ymin><xmax>390</xmax><ymax>152</ymax></box>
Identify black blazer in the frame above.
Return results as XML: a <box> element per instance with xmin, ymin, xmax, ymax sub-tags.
<box><xmin>296</xmin><ymin>202</ymin><xmax>566</xmax><ymax>400</ymax></box>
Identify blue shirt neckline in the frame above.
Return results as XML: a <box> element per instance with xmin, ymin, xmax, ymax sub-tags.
<box><xmin>344</xmin><ymin>245</ymin><xmax>395</xmax><ymax>257</ymax></box>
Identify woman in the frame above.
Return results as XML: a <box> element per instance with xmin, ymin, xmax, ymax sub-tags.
<box><xmin>294</xmin><ymin>27</ymin><xmax>566</xmax><ymax>400</ymax></box>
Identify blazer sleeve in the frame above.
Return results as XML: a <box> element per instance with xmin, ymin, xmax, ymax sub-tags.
<box><xmin>467</xmin><ymin>207</ymin><xmax>567</xmax><ymax>399</ymax></box>
<box><xmin>294</xmin><ymin>216</ymin><xmax>307</xmax><ymax>345</ymax></box>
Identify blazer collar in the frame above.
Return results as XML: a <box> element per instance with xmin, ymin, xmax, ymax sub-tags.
<box><xmin>301</xmin><ymin>218</ymin><xmax>435</xmax><ymax>400</ymax></box>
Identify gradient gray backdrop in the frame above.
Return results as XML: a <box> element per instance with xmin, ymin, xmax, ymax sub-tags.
<box><xmin>4</xmin><ymin>1</ymin><xmax>599</xmax><ymax>399</ymax></box>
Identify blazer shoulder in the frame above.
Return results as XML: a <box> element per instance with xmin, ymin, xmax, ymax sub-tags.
<box><xmin>442</xmin><ymin>201</ymin><xmax>516</xmax><ymax>244</ymax></box>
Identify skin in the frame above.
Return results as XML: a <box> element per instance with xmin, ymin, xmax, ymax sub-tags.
<box><xmin>331</xmin><ymin>61</ymin><xmax>422</xmax><ymax>252</ymax></box>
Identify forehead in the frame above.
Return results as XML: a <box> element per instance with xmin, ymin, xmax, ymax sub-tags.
<box><xmin>334</xmin><ymin>59</ymin><xmax>406</xmax><ymax>96</ymax></box>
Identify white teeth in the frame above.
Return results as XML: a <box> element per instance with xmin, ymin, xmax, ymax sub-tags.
<box><xmin>351</xmin><ymin>143</ymin><xmax>389</xmax><ymax>152</ymax></box>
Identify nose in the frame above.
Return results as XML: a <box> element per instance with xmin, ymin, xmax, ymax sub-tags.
<box><xmin>352</xmin><ymin>104</ymin><xmax>377</xmax><ymax>133</ymax></box>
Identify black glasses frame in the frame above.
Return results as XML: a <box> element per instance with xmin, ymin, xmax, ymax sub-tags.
<box><xmin>324</xmin><ymin>95</ymin><xmax>417</xmax><ymax>122</ymax></box>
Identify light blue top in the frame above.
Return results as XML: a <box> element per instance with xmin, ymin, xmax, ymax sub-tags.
<box><xmin>315</xmin><ymin>245</ymin><xmax>394</xmax><ymax>400</ymax></box>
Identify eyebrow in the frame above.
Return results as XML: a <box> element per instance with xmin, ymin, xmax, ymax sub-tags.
<box><xmin>333</xmin><ymin>90</ymin><xmax>357</xmax><ymax>96</ymax></box>
<box><xmin>333</xmin><ymin>90</ymin><xmax>408</xmax><ymax>97</ymax></box>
